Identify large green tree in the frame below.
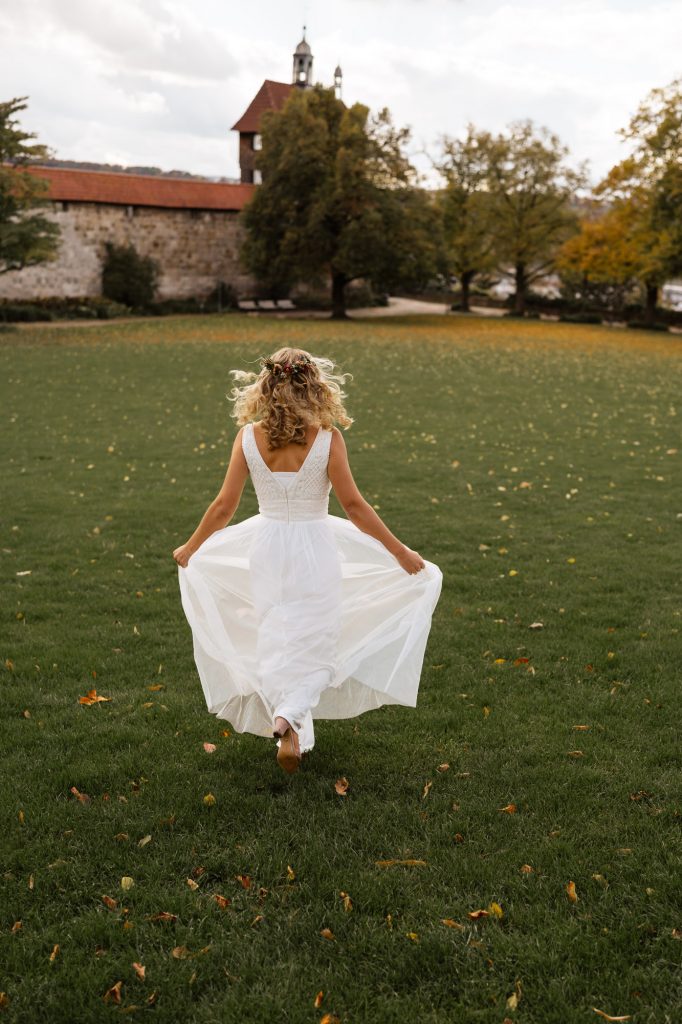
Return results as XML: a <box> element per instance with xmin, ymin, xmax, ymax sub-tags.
<box><xmin>0</xmin><ymin>97</ymin><xmax>60</xmax><ymax>274</ymax></box>
<box><xmin>483</xmin><ymin>120</ymin><xmax>588</xmax><ymax>315</ymax></box>
<box><xmin>239</xmin><ymin>85</ymin><xmax>439</xmax><ymax>318</ymax></box>
<box><xmin>435</xmin><ymin>124</ymin><xmax>497</xmax><ymax>312</ymax></box>
<box><xmin>594</xmin><ymin>77</ymin><xmax>682</xmax><ymax>325</ymax></box>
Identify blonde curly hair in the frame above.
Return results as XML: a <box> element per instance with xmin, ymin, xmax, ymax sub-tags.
<box><xmin>229</xmin><ymin>346</ymin><xmax>353</xmax><ymax>449</ymax></box>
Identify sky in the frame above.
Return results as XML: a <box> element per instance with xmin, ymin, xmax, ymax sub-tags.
<box><xmin>1</xmin><ymin>0</ymin><xmax>681</xmax><ymax>188</ymax></box>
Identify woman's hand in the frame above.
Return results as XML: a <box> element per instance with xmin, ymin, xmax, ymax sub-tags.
<box><xmin>173</xmin><ymin>543</ymin><xmax>195</xmax><ymax>568</ymax></box>
<box><xmin>395</xmin><ymin>545</ymin><xmax>426</xmax><ymax>575</ymax></box>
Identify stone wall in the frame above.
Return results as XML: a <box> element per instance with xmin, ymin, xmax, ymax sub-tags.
<box><xmin>0</xmin><ymin>202</ymin><xmax>256</xmax><ymax>301</ymax></box>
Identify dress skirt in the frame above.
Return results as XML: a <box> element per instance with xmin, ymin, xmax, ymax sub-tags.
<box><xmin>178</xmin><ymin>512</ymin><xmax>443</xmax><ymax>753</ymax></box>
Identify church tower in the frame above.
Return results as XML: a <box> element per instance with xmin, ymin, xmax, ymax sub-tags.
<box><xmin>292</xmin><ymin>28</ymin><xmax>313</xmax><ymax>87</ymax></box>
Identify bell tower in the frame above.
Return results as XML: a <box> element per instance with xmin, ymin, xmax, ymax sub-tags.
<box><xmin>292</xmin><ymin>28</ymin><xmax>313</xmax><ymax>88</ymax></box>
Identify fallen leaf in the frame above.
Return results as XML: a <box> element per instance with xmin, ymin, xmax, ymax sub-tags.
<box><xmin>213</xmin><ymin>895</ymin><xmax>231</xmax><ymax>910</ymax></box>
<box><xmin>436</xmin><ymin>763</ymin><xmax>450</xmax><ymax>773</ymax></box>
<box><xmin>454</xmin><ymin>833</ymin><xmax>464</xmax><ymax>843</ymax></box>
<box><xmin>528</xmin><ymin>621</ymin><xmax>544</xmax><ymax>629</ymax></box>
<box><xmin>513</xmin><ymin>657</ymin><xmax>530</xmax><ymax>665</ymax></box>
<box><xmin>145</xmin><ymin>911</ymin><xmax>177</xmax><ymax>923</ymax></box>
<box><xmin>573</xmin><ymin>724</ymin><xmax>590</xmax><ymax>731</ymax></box>
<box><xmin>467</xmin><ymin>909</ymin><xmax>489</xmax><ymax>920</ymax></box>
<box><xmin>567</xmin><ymin>750</ymin><xmax>584</xmax><ymax>757</ymax></box>
<box><xmin>488</xmin><ymin>901</ymin><xmax>504</xmax><ymax>919</ymax></box>
<box><xmin>591</xmin><ymin>1010</ymin><xmax>632</xmax><ymax>1022</ymax></box>
<box><xmin>138</xmin><ymin>835</ymin><xmax>152</xmax><ymax>848</ymax></box>
<box><xmin>286</xmin><ymin>865</ymin><xmax>296</xmax><ymax>881</ymax></box>
<box><xmin>334</xmin><ymin>777</ymin><xmax>349</xmax><ymax>796</ymax></box>
<box><xmin>186</xmin><ymin>878</ymin><xmax>199</xmax><ymax>891</ymax></box>
<box><xmin>314</xmin><ymin>991</ymin><xmax>324</xmax><ymax>1008</ymax></box>
<box><xmin>102</xmin><ymin>895</ymin><xmax>118</xmax><ymax>910</ymax></box>
<box><xmin>422</xmin><ymin>780</ymin><xmax>432</xmax><ymax>799</ymax></box>
<box><xmin>79</xmin><ymin>688</ymin><xmax>112</xmax><ymax>706</ymax></box>
<box><xmin>441</xmin><ymin>918</ymin><xmax>466</xmax><ymax>931</ymax></box>
<box><xmin>520</xmin><ymin>864</ymin><xmax>534</xmax><ymax>874</ymax></box>
<box><xmin>498</xmin><ymin>803</ymin><xmax>517</xmax><ymax>814</ymax></box>
<box><xmin>406</xmin><ymin>931</ymin><xmax>419</xmax><ymax>941</ymax></box>
<box><xmin>320</xmin><ymin>928</ymin><xmax>335</xmax><ymax>941</ymax></box>
<box><xmin>202</xmin><ymin>793</ymin><xmax>216</xmax><ymax>807</ymax></box>
<box><xmin>49</xmin><ymin>944</ymin><xmax>59</xmax><ymax>963</ymax></box>
<box><xmin>339</xmin><ymin>891</ymin><xmax>353</xmax><ymax>912</ymax></box>
<box><xmin>566</xmin><ymin>880</ymin><xmax>578</xmax><ymax>902</ymax></box>
<box><xmin>203</xmin><ymin>743</ymin><xmax>217</xmax><ymax>754</ymax></box>
<box><xmin>172</xmin><ymin>946</ymin><xmax>190</xmax><ymax>959</ymax></box>
<box><xmin>320</xmin><ymin>1015</ymin><xmax>340</xmax><ymax>1024</ymax></box>
<box><xmin>236</xmin><ymin>874</ymin><xmax>251</xmax><ymax>889</ymax></box>
<box><xmin>121</xmin><ymin>876</ymin><xmax>134</xmax><ymax>891</ymax></box>
<box><xmin>11</xmin><ymin>921</ymin><xmax>22</xmax><ymax>933</ymax></box>
<box><xmin>103</xmin><ymin>981</ymin><xmax>123</xmax><ymax>1004</ymax></box>
<box><xmin>375</xmin><ymin>859</ymin><xmax>427</xmax><ymax>868</ymax></box>
<box><xmin>69</xmin><ymin>786</ymin><xmax>91</xmax><ymax>805</ymax></box>
<box><xmin>592</xmin><ymin>874</ymin><xmax>609</xmax><ymax>888</ymax></box>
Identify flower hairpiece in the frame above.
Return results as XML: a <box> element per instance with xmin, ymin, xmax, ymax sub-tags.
<box><xmin>263</xmin><ymin>355</ymin><xmax>313</xmax><ymax>380</ymax></box>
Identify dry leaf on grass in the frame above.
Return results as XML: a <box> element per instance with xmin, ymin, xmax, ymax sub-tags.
<box><xmin>592</xmin><ymin>1010</ymin><xmax>632</xmax><ymax>1021</ymax></box>
<box><xmin>103</xmin><ymin>981</ymin><xmax>123</xmax><ymax>1004</ymax></box>
<box><xmin>203</xmin><ymin>742</ymin><xmax>216</xmax><ymax>753</ymax></box>
<box><xmin>375</xmin><ymin>859</ymin><xmax>427</xmax><ymax>868</ymax></box>
<box><xmin>79</xmin><ymin>688</ymin><xmax>111</xmax><ymax>705</ymax></box>
<box><xmin>441</xmin><ymin>918</ymin><xmax>466</xmax><ymax>931</ymax></box>
<box><xmin>467</xmin><ymin>909</ymin><xmax>489</xmax><ymax>920</ymax></box>
<box><xmin>213</xmin><ymin>895</ymin><xmax>231</xmax><ymax>910</ymax></box>
<box><xmin>334</xmin><ymin>777</ymin><xmax>349</xmax><ymax>796</ymax></box>
<box><xmin>422</xmin><ymin>780</ymin><xmax>432</xmax><ymax>799</ymax></box>
<box><xmin>339</xmin><ymin>891</ymin><xmax>353</xmax><ymax>912</ymax></box>
<box><xmin>132</xmin><ymin>962</ymin><xmax>145</xmax><ymax>980</ymax></box>
<box><xmin>566</xmin><ymin>881</ymin><xmax>578</xmax><ymax>902</ymax></box>
<box><xmin>145</xmin><ymin>912</ymin><xmax>178</xmax><ymax>923</ymax></box>
<box><xmin>498</xmin><ymin>803</ymin><xmax>517</xmax><ymax>814</ymax></box>
<box><xmin>314</xmin><ymin>991</ymin><xmax>324</xmax><ymax>1008</ymax></box>
<box><xmin>320</xmin><ymin>928</ymin><xmax>335</xmax><ymax>941</ymax></box>
<box><xmin>70</xmin><ymin>786</ymin><xmax>91</xmax><ymax>805</ymax></box>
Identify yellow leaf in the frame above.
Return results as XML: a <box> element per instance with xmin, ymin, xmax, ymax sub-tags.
<box><xmin>320</xmin><ymin>928</ymin><xmax>335</xmax><ymax>941</ymax></box>
<box><xmin>339</xmin><ymin>891</ymin><xmax>353</xmax><ymax>912</ymax></box>
<box><xmin>422</xmin><ymin>780</ymin><xmax>432</xmax><ymax>799</ymax></box>
<box><xmin>186</xmin><ymin>878</ymin><xmax>199</xmax><ymax>891</ymax></box>
<box><xmin>483</xmin><ymin>705</ymin><xmax>491</xmax><ymax>718</ymax></box>
<box><xmin>406</xmin><ymin>932</ymin><xmax>419</xmax><ymax>941</ymax></box>
<box><xmin>566</xmin><ymin>880</ymin><xmax>578</xmax><ymax>902</ymax></box>
<box><xmin>591</xmin><ymin>1010</ymin><xmax>632</xmax><ymax>1022</ymax></box>
<box><xmin>320</xmin><ymin>1015</ymin><xmax>340</xmax><ymax>1024</ymax></box>
<box><xmin>441</xmin><ymin>918</ymin><xmax>465</xmax><ymax>931</ymax></box>
<box><xmin>213</xmin><ymin>894</ymin><xmax>231</xmax><ymax>910</ymax></box>
<box><xmin>520</xmin><ymin>864</ymin><xmax>534</xmax><ymax>874</ymax></box>
<box><xmin>592</xmin><ymin>874</ymin><xmax>609</xmax><ymax>888</ymax></box>
<box><xmin>102</xmin><ymin>981</ymin><xmax>123</xmax><ymax>1005</ymax></box>
<box><xmin>138</xmin><ymin>835</ymin><xmax>152</xmax><ymax>847</ymax></box>
<box><xmin>314</xmin><ymin>991</ymin><xmax>324</xmax><ymax>1008</ymax></box>
<box><xmin>488</xmin><ymin>901</ymin><xmax>504</xmax><ymax>919</ymax></box>
<box><xmin>49</xmin><ymin>944</ymin><xmax>59</xmax><ymax>963</ymax></box>
<box><xmin>467</xmin><ymin>909</ymin><xmax>489</xmax><ymax>920</ymax></box>
<box><xmin>202</xmin><ymin>793</ymin><xmax>216</xmax><ymax>807</ymax></box>
<box><xmin>121</xmin><ymin>876</ymin><xmax>134</xmax><ymax>891</ymax></box>
<box><xmin>286</xmin><ymin>865</ymin><xmax>296</xmax><ymax>881</ymax></box>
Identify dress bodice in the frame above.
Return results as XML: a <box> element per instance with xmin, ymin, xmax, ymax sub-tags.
<box><xmin>242</xmin><ymin>422</ymin><xmax>333</xmax><ymax>522</ymax></box>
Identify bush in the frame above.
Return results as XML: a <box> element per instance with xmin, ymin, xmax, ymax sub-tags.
<box><xmin>0</xmin><ymin>296</ymin><xmax>129</xmax><ymax>321</ymax></box>
<box><xmin>0</xmin><ymin>303</ymin><xmax>54</xmax><ymax>322</ymax></box>
<box><xmin>626</xmin><ymin>320</ymin><xmax>669</xmax><ymax>332</ymax></box>
<box><xmin>101</xmin><ymin>241</ymin><xmax>159</xmax><ymax>309</ymax></box>
<box><xmin>559</xmin><ymin>313</ymin><xmax>604</xmax><ymax>324</ymax></box>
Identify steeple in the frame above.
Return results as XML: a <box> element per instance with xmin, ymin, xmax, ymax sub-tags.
<box><xmin>334</xmin><ymin>64</ymin><xmax>343</xmax><ymax>100</ymax></box>
<box><xmin>292</xmin><ymin>27</ymin><xmax>313</xmax><ymax>88</ymax></box>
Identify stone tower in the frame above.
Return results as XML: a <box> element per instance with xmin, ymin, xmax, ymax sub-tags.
<box><xmin>292</xmin><ymin>29</ymin><xmax>313</xmax><ymax>87</ymax></box>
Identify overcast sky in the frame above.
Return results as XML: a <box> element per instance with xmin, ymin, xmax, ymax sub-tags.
<box><xmin>1</xmin><ymin>0</ymin><xmax>680</xmax><ymax>187</ymax></box>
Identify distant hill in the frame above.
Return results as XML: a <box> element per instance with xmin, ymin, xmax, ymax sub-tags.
<box><xmin>37</xmin><ymin>158</ymin><xmax>241</xmax><ymax>185</ymax></box>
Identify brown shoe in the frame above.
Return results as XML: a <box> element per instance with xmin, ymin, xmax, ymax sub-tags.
<box><xmin>275</xmin><ymin>726</ymin><xmax>301</xmax><ymax>774</ymax></box>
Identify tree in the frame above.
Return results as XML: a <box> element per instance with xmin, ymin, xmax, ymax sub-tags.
<box><xmin>435</xmin><ymin>125</ymin><xmax>498</xmax><ymax>311</ymax></box>
<box><xmin>101</xmin><ymin>241</ymin><xmax>159</xmax><ymax>309</ymax></box>
<box><xmin>555</xmin><ymin>201</ymin><xmax>641</xmax><ymax>313</ymax></box>
<box><xmin>239</xmin><ymin>86</ymin><xmax>439</xmax><ymax>318</ymax></box>
<box><xmin>483</xmin><ymin>120</ymin><xmax>589</xmax><ymax>315</ymax></box>
<box><xmin>594</xmin><ymin>77</ymin><xmax>682</xmax><ymax>325</ymax></box>
<box><xmin>0</xmin><ymin>96</ymin><xmax>60</xmax><ymax>274</ymax></box>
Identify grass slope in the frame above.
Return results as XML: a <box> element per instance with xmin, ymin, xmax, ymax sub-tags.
<box><xmin>1</xmin><ymin>314</ymin><xmax>681</xmax><ymax>1024</ymax></box>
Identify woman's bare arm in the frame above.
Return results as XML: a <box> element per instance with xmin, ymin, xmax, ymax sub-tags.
<box><xmin>173</xmin><ymin>428</ymin><xmax>249</xmax><ymax>567</ymax></box>
<box><xmin>328</xmin><ymin>428</ymin><xmax>425</xmax><ymax>575</ymax></box>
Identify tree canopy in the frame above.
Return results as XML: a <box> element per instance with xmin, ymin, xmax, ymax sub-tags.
<box><xmin>239</xmin><ymin>86</ymin><xmax>439</xmax><ymax>318</ymax></box>
<box><xmin>0</xmin><ymin>97</ymin><xmax>60</xmax><ymax>275</ymax></box>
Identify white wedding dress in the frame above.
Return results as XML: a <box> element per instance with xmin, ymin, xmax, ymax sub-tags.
<box><xmin>178</xmin><ymin>422</ymin><xmax>442</xmax><ymax>753</ymax></box>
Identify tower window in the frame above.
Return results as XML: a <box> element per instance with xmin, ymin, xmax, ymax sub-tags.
<box><xmin>253</xmin><ymin>133</ymin><xmax>262</xmax><ymax>151</ymax></box>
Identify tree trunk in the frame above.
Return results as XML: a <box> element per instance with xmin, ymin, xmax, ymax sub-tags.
<box><xmin>644</xmin><ymin>282</ymin><xmax>658</xmax><ymax>327</ymax></box>
<box><xmin>460</xmin><ymin>270</ymin><xmax>474</xmax><ymax>313</ymax></box>
<box><xmin>512</xmin><ymin>262</ymin><xmax>526</xmax><ymax>316</ymax></box>
<box><xmin>330</xmin><ymin>271</ymin><xmax>348</xmax><ymax>319</ymax></box>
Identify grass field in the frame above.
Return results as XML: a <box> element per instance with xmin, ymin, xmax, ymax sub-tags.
<box><xmin>1</xmin><ymin>313</ymin><xmax>681</xmax><ymax>1024</ymax></box>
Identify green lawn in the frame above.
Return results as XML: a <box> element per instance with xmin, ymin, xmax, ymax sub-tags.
<box><xmin>1</xmin><ymin>313</ymin><xmax>681</xmax><ymax>1024</ymax></box>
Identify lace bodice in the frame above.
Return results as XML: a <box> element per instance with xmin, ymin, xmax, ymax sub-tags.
<box><xmin>242</xmin><ymin>422</ymin><xmax>333</xmax><ymax>522</ymax></box>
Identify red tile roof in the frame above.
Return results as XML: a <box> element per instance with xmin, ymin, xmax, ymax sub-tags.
<box><xmin>231</xmin><ymin>79</ymin><xmax>294</xmax><ymax>133</ymax></box>
<box><xmin>26</xmin><ymin>166</ymin><xmax>254</xmax><ymax>211</ymax></box>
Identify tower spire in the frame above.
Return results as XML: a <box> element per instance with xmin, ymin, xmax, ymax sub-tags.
<box><xmin>292</xmin><ymin>27</ymin><xmax>313</xmax><ymax>88</ymax></box>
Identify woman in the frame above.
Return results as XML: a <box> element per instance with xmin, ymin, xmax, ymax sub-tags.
<box><xmin>174</xmin><ymin>347</ymin><xmax>442</xmax><ymax>773</ymax></box>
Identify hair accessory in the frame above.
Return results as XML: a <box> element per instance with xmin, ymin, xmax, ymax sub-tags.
<box><xmin>263</xmin><ymin>355</ymin><xmax>313</xmax><ymax>381</ymax></box>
